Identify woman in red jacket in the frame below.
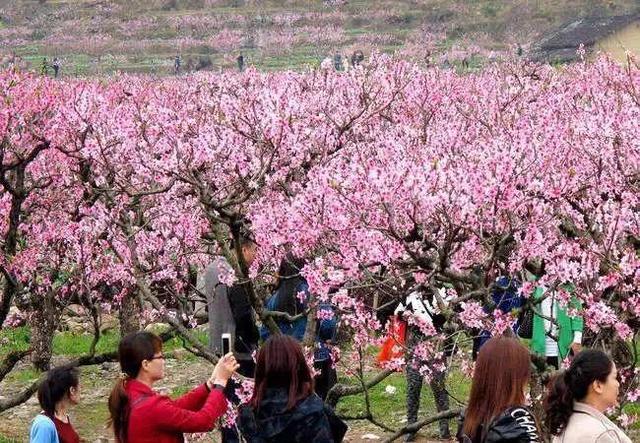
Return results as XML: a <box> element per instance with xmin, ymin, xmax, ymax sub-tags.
<box><xmin>108</xmin><ymin>331</ymin><xmax>238</xmax><ymax>443</ymax></box>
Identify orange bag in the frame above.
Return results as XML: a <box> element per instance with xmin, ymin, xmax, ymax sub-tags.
<box><xmin>377</xmin><ymin>315</ymin><xmax>406</xmax><ymax>364</ymax></box>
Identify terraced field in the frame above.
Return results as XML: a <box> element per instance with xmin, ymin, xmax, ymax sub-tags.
<box><xmin>0</xmin><ymin>0</ymin><xmax>637</xmax><ymax>75</ymax></box>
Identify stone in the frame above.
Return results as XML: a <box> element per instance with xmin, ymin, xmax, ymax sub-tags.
<box><xmin>100</xmin><ymin>313</ymin><xmax>118</xmax><ymax>333</ymax></box>
<box><xmin>171</xmin><ymin>348</ymin><xmax>189</xmax><ymax>361</ymax></box>
<box><xmin>144</xmin><ymin>322</ymin><xmax>171</xmax><ymax>334</ymax></box>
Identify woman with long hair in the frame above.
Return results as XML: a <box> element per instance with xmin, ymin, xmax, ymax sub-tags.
<box><xmin>238</xmin><ymin>335</ymin><xmax>347</xmax><ymax>442</ymax></box>
<box><xmin>262</xmin><ymin>254</ymin><xmax>339</xmax><ymax>400</ymax></box>
<box><xmin>457</xmin><ymin>335</ymin><xmax>541</xmax><ymax>443</ymax></box>
<box><xmin>266</xmin><ymin>254</ymin><xmax>309</xmax><ymax>340</ymax></box>
<box><xmin>30</xmin><ymin>367</ymin><xmax>81</xmax><ymax>443</ymax></box>
<box><xmin>544</xmin><ymin>349</ymin><xmax>631</xmax><ymax>442</ymax></box>
<box><xmin>108</xmin><ymin>331</ymin><xmax>238</xmax><ymax>443</ymax></box>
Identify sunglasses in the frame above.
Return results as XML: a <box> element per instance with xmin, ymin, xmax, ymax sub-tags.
<box><xmin>147</xmin><ymin>354</ymin><xmax>165</xmax><ymax>361</ymax></box>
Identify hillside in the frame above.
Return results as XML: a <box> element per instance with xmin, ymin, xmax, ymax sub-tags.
<box><xmin>0</xmin><ymin>0</ymin><xmax>638</xmax><ymax>75</ymax></box>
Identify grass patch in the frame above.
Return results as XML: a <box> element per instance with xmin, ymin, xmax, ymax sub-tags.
<box><xmin>170</xmin><ymin>385</ymin><xmax>192</xmax><ymax>398</ymax></box>
<box><xmin>163</xmin><ymin>329</ymin><xmax>208</xmax><ymax>352</ymax></box>
<box><xmin>623</xmin><ymin>402</ymin><xmax>640</xmax><ymax>429</ymax></box>
<box><xmin>53</xmin><ymin>327</ymin><xmax>209</xmax><ymax>357</ymax></box>
<box><xmin>335</xmin><ymin>368</ymin><xmax>471</xmax><ymax>435</ymax></box>
<box><xmin>3</xmin><ymin>367</ymin><xmax>40</xmax><ymax>384</ymax></box>
<box><xmin>0</xmin><ymin>325</ymin><xmax>209</xmax><ymax>359</ymax></box>
<box><xmin>0</xmin><ymin>326</ymin><xmax>30</xmax><ymax>356</ymax></box>
<box><xmin>53</xmin><ymin>330</ymin><xmax>120</xmax><ymax>356</ymax></box>
<box><xmin>71</xmin><ymin>400</ymin><xmax>111</xmax><ymax>439</ymax></box>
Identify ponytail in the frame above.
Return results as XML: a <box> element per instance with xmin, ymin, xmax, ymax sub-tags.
<box><xmin>544</xmin><ymin>370</ymin><xmax>575</xmax><ymax>435</ymax></box>
<box><xmin>544</xmin><ymin>349</ymin><xmax>612</xmax><ymax>435</ymax></box>
<box><xmin>107</xmin><ymin>331</ymin><xmax>162</xmax><ymax>443</ymax></box>
<box><xmin>37</xmin><ymin>367</ymin><xmax>79</xmax><ymax>417</ymax></box>
<box><xmin>108</xmin><ymin>378</ymin><xmax>130</xmax><ymax>443</ymax></box>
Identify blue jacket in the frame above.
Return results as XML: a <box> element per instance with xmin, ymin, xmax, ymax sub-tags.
<box><xmin>262</xmin><ymin>281</ymin><xmax>310</xmax><ymax>341</ymax></box>
<box><xmin>262</xmin><ymin>281</ymin><xmax>337</xmax><ymax>361</ymax></box>
<box><xmin>314</xmin><ymin>302</ymin><xmax>338</xmax><ymax>362</ymax></box>
<box><xmin>30</xmin><ymin>414</ymin><xmax>59</xmax><ymax>443</ymax></box>
<box><xmin>476</xmin><ymin>276</ymin><xmax>524</xmax><ymax>349</ymax></box>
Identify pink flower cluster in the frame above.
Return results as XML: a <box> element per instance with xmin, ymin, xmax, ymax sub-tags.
<box><xmin>0</xmin><ymin>55</ymin><xmax>638</xmax><ymax>399</ymax></box>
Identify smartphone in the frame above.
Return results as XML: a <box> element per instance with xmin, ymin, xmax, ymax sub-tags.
<box><xmin>221</xmin><ymin>333</ymin><xmax>231</xmax><ymax>356</ymax></box>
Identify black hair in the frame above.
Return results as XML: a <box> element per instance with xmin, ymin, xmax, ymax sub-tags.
<box><xmin>37</xmin><ymin>366</ymin><xmax>80</xmax><ymax>417</ymax></box>
<box><xmin>274</xmin><ymin>254</ymin><xmax>306</xmax><ymax>315</ymax></box>
<box><xmin>230</xmin><ymin>220</ymin><xmax>257</xmax><ymax>249</ymax></box>
<box><xmin>544</xmin><ymin>349</ymin><xmax>613</xmax><ymax>435</ymax></box>
<box><xmin>108</xmin><ymin>331</ymin><xmax>162</xmax><ymax>442</ymax></box>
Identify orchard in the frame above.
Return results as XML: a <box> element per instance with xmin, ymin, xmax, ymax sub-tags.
<box><xmin>0</xmin><ymin>53</ymin><xmax>639</xmax><ymax>440</ymax></box>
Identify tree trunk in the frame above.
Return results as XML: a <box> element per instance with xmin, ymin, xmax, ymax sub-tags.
<box><xmin>0</xmin><ymin>184</ymin><xmax>26</xmax><ymax>328</ymax></box>
<box><xmin>29</xmin><ymin>294</ymin><xmax>58</xmax><ymax>371</ymax></box>
<box><xmin>302</xmin><ymin>304</ymin><xmax>318</xmax><ymax>348</ymax></box>
<box><xmin>119</xmin><ymin>289</ymin><xmax>141</xmax><ymax>336</ymax></box>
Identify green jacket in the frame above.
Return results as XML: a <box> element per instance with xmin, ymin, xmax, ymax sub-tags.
<box><xmin>531</xmin><ymin>286</ymin><xmax>584</xmax><ymax>360</ymax></box>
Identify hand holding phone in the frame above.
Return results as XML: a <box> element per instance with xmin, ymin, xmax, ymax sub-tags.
<box><xmin>211</xmin><ymin>352</ymin><xmax>239</xmax><ymax>385</ymax></box>
<box><xmin>221</xmin><ymin>333</ymin><xmax>231</xmax><ymax>356</ymax></box>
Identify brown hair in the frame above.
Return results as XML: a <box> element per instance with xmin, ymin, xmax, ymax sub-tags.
<box><xmin>250</xmin><ymin>335</ymin><xmax>314</xmax><ymax>410</ymax></box>
<box><xmin>463</xmin><ymin>336</ymin><xmax>532</xmax><ymax>438</ymax></box>
<box><xmin>108</xmin><ymin>332</ymin><xmax>162</xmax><ymax>443</ymax></box>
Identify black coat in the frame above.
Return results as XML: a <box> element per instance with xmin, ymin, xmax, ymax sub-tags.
<box><xmin>457</xmin><ymin>406</ymin><xmax>542</xmax><ymax>443</ymax></box>
<box><xmin>238</xmin><ymin>388</ymin><xmax>347</xmax><ymax>443</ymax></box>
<box><xmin>228</xmin><ymin>283</ymin><xmax>259</xmax><ymax>353</ymax></box>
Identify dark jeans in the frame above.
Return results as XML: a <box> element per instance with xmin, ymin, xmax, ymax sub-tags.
<box><xmin>407</xmin><ymin>363</ymin><xmax>450</xmax><ymax>439</ymax></box>
<box><xmin>406</xmin><ymin>330</ymin><xmax>451</xmax><ymax>440</ymax></box>
<box><xmin>222</xmin><ymin>359</ymin><xmax>255</xmax><ymax>443</ymax></box>
<box><xmin>221</xmin><ymin>377</ymin><xmax>242</xmax><ymax>443</ymax></box>
<box><xmin>314</xmin><ymin>358</ymin><xmax>337</xmax><ymax>400</ymax></box>
<box><xmin>546</xmin><ymin>355</ymin><xmax>559</xmax><ymax>370</ymax></box>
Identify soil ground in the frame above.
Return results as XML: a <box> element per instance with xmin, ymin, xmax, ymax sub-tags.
<box><xmin>0</xmin><ymin>356</ymin><xmax>448</xmax><ymax>443</ymax></box>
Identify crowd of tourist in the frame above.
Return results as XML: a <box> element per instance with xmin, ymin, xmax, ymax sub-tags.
<box><xmin>28</xmin><ymin>234</ymin><xmax>630</xmax><ymax>443</ymax></box>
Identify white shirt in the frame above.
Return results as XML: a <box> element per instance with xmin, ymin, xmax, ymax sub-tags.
<box><xmin>395</xmin><ymin>288</ymin><xmax>450</xmax><ymax>323</ymax></box>
<box><xmin>540</xmin><ymin>289</ymin><xmax>582</xmax><ymax>357</ymax></box>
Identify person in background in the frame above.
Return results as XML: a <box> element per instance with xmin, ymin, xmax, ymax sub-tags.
<box><xmin>238</xmin><ymin>335</ymin><xmax>347</xmax><ymax>442</ymax></box>
<box><xmin>472</xmin><ymin>276</ymin><xmax>524</xmax><ymax>360</ymax></box>
<box><xmin>108</xmin><ymin>331</ymin><xmax>237</xmax><ymax>443</ymax></box>
<box><xmin>174</xmin><ymin>55</ymin><xmax>181</xmax><ymax>74</ymax></box>
<box><xmin>201</xmin><ymin>232</ymin><xmax>259</xmax><ymax>377</ymax></box>
<box><xmin>263</xmin><ymin>254</ymin><xmax>309</xmax><ymax>341</ymax></box>
<box><xmin>457</xmin><ymin>336</ymin><xmax>542</xmax><ymax>443</ymax></box>
<box><xmin>526</xmin><ymin>263</ymin><xmax>583</xmax><ymax>369</ymax></box>
<box><xmin>545</xmin><ymin>349</ymin><xmax>631</xmax><ymax>443</ymax></box>
<box><xmin>262</xmin><ymin>254</ymin><xmax>338</xmax><ymax>400</ymax></box>
<box><xmin>40</xmin><ymin>58</ymin><xmax>48</xmax><ymax>76</ymax></box>
<box><xmin>333</xmin><ymin>52</ymin><xmax>343</xmax><ymax>71</ymax></box>
<box><xmin>237</xmin><ymin>53</ymin><xmax>245</xmax><ymax>72</ymax></box>
<box><xmin>200</xmin><ymin>231</ymin><xmax>260</xmax><ymax>443</ymax></box>
<box><xmin>398</xmin><ymin>288</ymin><xmax>453</xmax><ymax>441</ymax></box>
<box><xmin>530</xmin><ymin>283</ymin><xmax>583</xmax><ymax>369</ymax></box>
<box><xmin>30</xmin><ymin>367</ymin><xmax>81</xmax><ymax>443</ymax></box>
<box><xmin>313</xmin><ymin>298</ymin><xmax>339</xmax><ymax>400</ymax></box>
<box><xmin>52</xmin><ymin>57</ymin><xmax>60</xmax><ymax>78</ymax></box>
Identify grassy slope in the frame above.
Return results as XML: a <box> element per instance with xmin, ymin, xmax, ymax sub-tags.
<box><xmin>0</xmin><ymin>0</ymin><xmax>637</xmax><ymax>75</ymax></box>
